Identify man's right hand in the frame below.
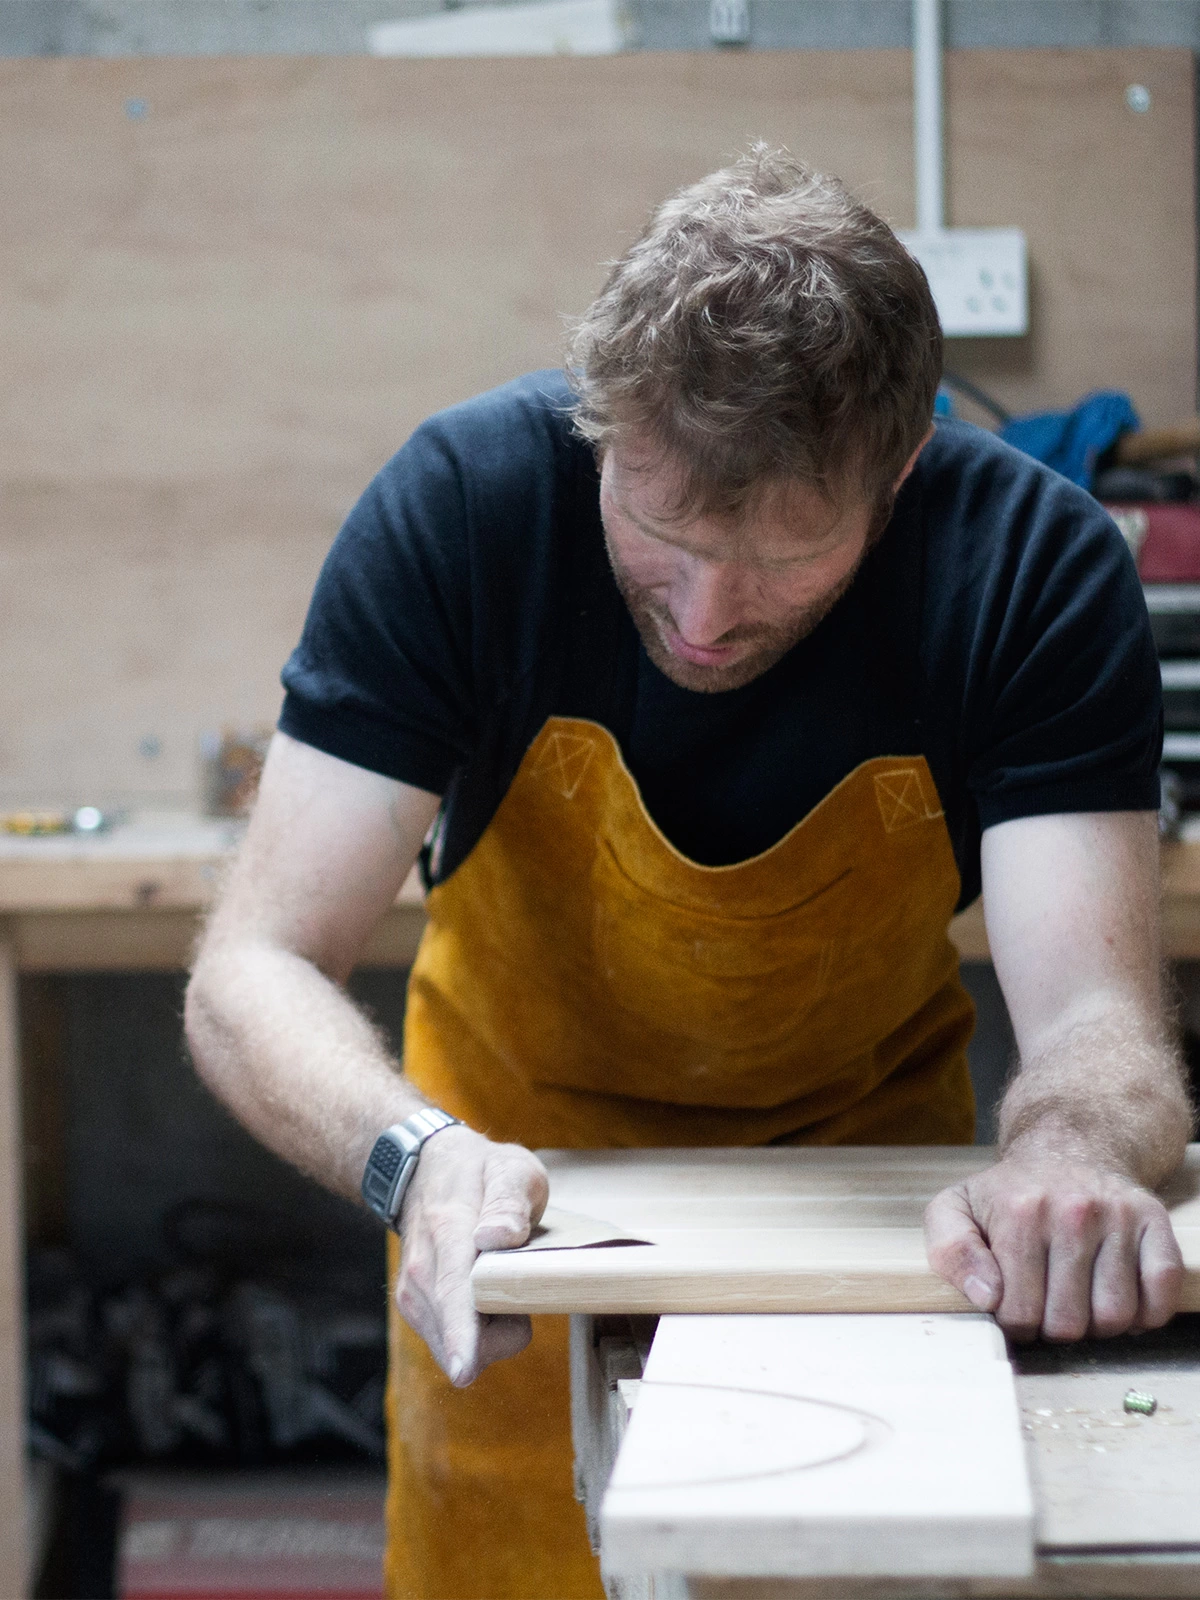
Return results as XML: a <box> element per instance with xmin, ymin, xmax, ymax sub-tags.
<box><xmin>185</xmin><ymin>734</ymin><xmax>550</xmax><ymax>1388</ymax></box>
<box><xmin>396</xmin><ymin>1124</ymin><xmax>550</xmax><ymax>1386</ymax></box>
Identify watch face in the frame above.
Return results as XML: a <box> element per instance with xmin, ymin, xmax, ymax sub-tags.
<box><xmin>362</xmin><ymin>1133</ymin><xmax>405</xmax><ymax>1218</ymax></box>
<box><xmin>371</xmin><ymin>1137</ymin><xmax>403</xmax><ymax>1183</ymax></box>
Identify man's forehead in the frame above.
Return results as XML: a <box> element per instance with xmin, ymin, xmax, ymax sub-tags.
<box><xmin>603</xmin><ymin>443</ymin><xmax>866</xmax><ymax>559</ymax></box>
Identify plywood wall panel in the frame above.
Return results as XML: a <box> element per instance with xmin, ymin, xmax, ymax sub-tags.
<box><xmin>0</xmin><ymin>51</ymin><xmax>1193</xmax><ymax>805</ymax></box>
<box><xmin>943</xmin><ymin>49</ymin><xmax>1197</xmax><ymax>422</ymax></box>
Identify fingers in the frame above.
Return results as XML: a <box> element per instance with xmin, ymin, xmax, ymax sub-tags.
<box><xmin>477</xmin><ymin>1313</ymin><xmax>533</xmax><ymax>1370</ymax></box>
<box><xmin>947</xmin><ymin>1159</ymin><xmax>1184</xmax><ymax>1343</ymax></box>
<box><xmin>924</xmin><ymin>1184</ymin><xmax>1003</xmax><ymax>1312</ymax></box>
<box><xmin>397</xmin><ymin>1194</ymin><xmax>483</xmax><ymax>1383</ymax></box>
<box><xmin>395</xmin><ymin>1128</ymin><xmax>548</xmax><ymax>1386</ymax></box>
<box><xmin>1033</xmin><ymin>1191</ymin><xmax>1177</xmax><ymax>1341</ymax></box>
<box><xmin>474</xmin><ymin>1146</ymin><xmax>550</xmax><ymax>1252</ymax></box>
<box><xmin>1135</xmin><ymin>1213</ymin><xmax>1185</xmax><ymax>1330</ymax></box>
<box><xmin>1085</xmin><ymin>1219</ymin><xmax>1139</xmax><ymax>1338</ymax></box>
<box><xmin>1042</xmin><ymin>1195</ymin><xmax>1109</xmax><ymax>1341</ymax></box>
<box><xmin>987</xmin><ymin>1197</ymin><xmax>1048</xmax><ymax>1342</ymax></box>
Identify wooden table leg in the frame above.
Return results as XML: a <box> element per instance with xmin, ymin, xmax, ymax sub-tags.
<box><xmin>570</xmin><ymin>1314</ymin><xmax>661</xmax><ymax>1600</ymax></box>
<box><xmin>0</xmin><ymin>932</ymin><xmax>29</xmax><ymax>1596</ymax></box>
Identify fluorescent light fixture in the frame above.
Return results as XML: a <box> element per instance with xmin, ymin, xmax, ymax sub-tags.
<box><xmin>369</xmin><ymin>0</ymin><xmax>626</xmax><ymax>57</ymax></box>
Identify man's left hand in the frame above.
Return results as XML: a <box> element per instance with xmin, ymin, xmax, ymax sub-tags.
<box><xmin>924</xmin><ymin>1154</ymin><xmax>1184</xmax><ymax>1340</ymax></box>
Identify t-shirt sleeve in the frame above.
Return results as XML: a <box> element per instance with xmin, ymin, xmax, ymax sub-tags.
<box><xmin>952</xmin><ymin>448</ymin><xmax>1162</xmax><ymax>829</ymax></box>
<box><xmin>279</xmin><ymin>421</ymin><xmax>478</xmax><ymax>794</ymax></box>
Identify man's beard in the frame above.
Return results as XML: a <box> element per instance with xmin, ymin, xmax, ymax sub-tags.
<box><xmin>604</xmin><ymin>535</ymin><xmax>866</xmax><ymax>694</ymax></box>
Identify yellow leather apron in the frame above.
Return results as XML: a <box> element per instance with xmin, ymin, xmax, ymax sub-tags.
<box><xmin>386</xmin><ymin>716</ymin><xmax>976</xmax><ymax>1600</ymax></box>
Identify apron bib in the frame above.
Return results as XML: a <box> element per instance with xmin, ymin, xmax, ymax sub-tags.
<box><xmin>386</xmin><ymin>716</ymin><xmax>976</xmax><ymax>1599</ymax></box>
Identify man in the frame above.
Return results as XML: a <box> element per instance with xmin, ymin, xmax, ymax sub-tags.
<box><xmin>185</xmin><ymin>149</ymin><xmax>1194</xmax><ymax>1600</ymax></box>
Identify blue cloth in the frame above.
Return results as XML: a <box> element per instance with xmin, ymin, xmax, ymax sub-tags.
<box><xmin>1000</xmin><ymin>391</ymin><xmax>1140</xmax><ymax>491</ymax></box>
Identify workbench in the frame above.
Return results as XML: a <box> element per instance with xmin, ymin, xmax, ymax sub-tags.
<box><xmin>0</xmin><ymin>814</ymin><xmax>426</xmax><ymax>1595</ymax></box>
<box><xmin>487</xmin><ymin>1149</ymin><xmax>1200</xmax><ymax>1595</ymax></box>
<box><xmin>573</xmin><ymin>1310</ymin><xmax>1200</xmax><ymax>1599</ymax></box>
<box><xmin>2</xmin><ymin>816</ymin><xmax>1200</xmax><ymax>1597</ymax></box>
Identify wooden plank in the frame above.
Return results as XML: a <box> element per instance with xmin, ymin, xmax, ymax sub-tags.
<box><xmin>942</xmin><ymin>48</ymin><xmax>1195</xmax><ymax>427</ymax></box>
<box><xmin>1162</xmin><ymin>896</ymin><xmax>1200</xmax><ymax>962</ymax></box>
<box><xmin>0</xmin><ymin>934</ymin><xmax>29</xmax><ymax>1597</ymax></box>
<box><xmin>1019</xmin><ymin>1371</ymin><xmax>1200</xmax><ymax>1549</ymax></box>
<box><xmin>0</xmin><ymin>51</ymin><xmax>1193</xmax><ymax>814</ymax></box>
<box><xmin>0</xmin><ymin>824</ymin><xmax>234</xmax><ymax>912</ymax></box>
<box><xmin>569</xmin><ymin>1313</ymin><xmax>656</xmax><ymax>1564</ymax></box>
<box><xmin>600</xmin><ymin>1314</ymin><xmax>1034</xmax><ymax>1581</ymax></box>
<box><xmin>11</xmin><ymin>910</ymin><xmax>208</xmax><ymax>972</ymax></box>
<box><xmin>472</xmin><ymin>1146</ymin><xmax>1200</xmax><ymax>1316</ymax></box>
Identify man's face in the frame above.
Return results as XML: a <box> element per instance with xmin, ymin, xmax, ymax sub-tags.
<box><xmin>599</xmin><ymin>441</ymin><xmax>879</xmax><ymax>694</ymax></box>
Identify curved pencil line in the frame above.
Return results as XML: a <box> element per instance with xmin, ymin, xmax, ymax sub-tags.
<box><xmin>614</xmin><ymin>1380</ymin><xmax>890</xmax><ymax>1489</ymax></box>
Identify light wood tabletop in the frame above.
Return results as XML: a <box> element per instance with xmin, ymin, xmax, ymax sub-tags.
<box><xmin>0</xmin><ymin>813</ymin><xmax>427</xmax><ymax>972</ymax></box>
<box><xmin>471</xmin><ymin>1146</ymin><xmax>1200</xmax><ymax>1316</ymax></box>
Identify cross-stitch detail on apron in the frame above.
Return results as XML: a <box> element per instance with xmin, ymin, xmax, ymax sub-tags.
<box><xmin>873</xmin><ymin>765</ymin><xmax>945</xmax><ymax>832</ymax></box>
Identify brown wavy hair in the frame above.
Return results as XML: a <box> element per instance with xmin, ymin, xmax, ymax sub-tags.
<box><xmin>568</xmin><ymin>144</ymin><xmax>942</xmax><ymax>520</ymax></box>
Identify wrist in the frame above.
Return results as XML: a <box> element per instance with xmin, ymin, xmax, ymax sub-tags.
<box><xmin>999</xmin><ymin>1112</ymin><xmax>1123</xmax><ymax>1171</ymax></box>
<box><xmin>997</xmin><ymin>1118</ymin><xmax>1165</xmax><ymax>1196</ymax></box>
<box><xmin>361</xmin><ymin>1106</ymin><xmax>462</xmax><ymax>1230</ymax></box>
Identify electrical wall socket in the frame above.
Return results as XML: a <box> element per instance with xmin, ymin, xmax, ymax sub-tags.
<box><xmin>896</xmin><ymin>227</ymin><xmax>1028</xmax><ymax>337</ymax></box>
<box><xmin>709</xmin><ymin>0</ymin><xmax>750</xmax><ymax>45</ymax></box>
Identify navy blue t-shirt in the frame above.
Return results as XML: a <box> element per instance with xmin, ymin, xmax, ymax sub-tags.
<box><xmin>280</xmin><ymin>371</ymin><xmax>1162</xmax><ymax>911</ymax></box>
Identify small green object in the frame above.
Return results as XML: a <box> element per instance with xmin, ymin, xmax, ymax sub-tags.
<box><xmin>1123</xmin><ymin>1389</ymin><xmax>1157</xmax><ymax>1416</ymax></box>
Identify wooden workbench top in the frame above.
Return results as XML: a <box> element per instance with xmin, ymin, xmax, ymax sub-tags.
<box><xmin>0</xmin><ymin>813</ymin><xmax>425</xmax><ymax>914</ymax></box>
<box><xmin>0</xmin><ymin>813</ymin><xmax>426</xmax><ymax>970</ymax></box>
<box><xmin>0</xmin><ymin>814</ymin><xmax>243</xmax><ymax>912</ymax></box>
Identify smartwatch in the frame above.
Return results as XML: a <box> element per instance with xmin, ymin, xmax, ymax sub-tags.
<box><xmin>361</xmin><ymin>1107</ymin><xmax>462</xmax><ymax>1230</ymax></box>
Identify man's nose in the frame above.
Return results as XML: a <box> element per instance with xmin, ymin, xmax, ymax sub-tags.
<box><xmin>669</xmin><ymin>558</ymin><xmax>748</xmax><ymax>646</ymax></box>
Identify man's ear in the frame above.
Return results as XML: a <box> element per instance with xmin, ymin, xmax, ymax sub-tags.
<box><xmin>893</xmin><ymin>425</ymin><xmax>935</xmax><ymax>493</ymax></box>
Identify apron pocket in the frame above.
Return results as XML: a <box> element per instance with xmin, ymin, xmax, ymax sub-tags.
<box><xmin>591</xmin><ymin>843</ymin><xmax>845</xmax><ymax>1053</ymax></box>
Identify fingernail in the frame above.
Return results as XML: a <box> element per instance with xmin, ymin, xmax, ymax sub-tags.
<box><xmin>964</xmin><ymin>1274</ymin><xmax>997</xmax><ymax>1310</ymax></box>
<box><xmin>475</xmin><ymin>1217</ymin><xmax>523</xmax><ymax>1249</ymax></box>
<box><xmin>447</xmin><ymin>1357</ymin><xmax>465</xmax><ymax>1384</ymax></box>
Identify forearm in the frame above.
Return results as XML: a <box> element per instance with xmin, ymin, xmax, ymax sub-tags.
<box><xmin>185</xmin><ymin>937</ymin><xmax>431</xmax><ymax>1203</ymax></box>
<box><xmin>997</xmin><ymin>999</ymin><xmax>1194</xmax><ymax>1189</ymax></box>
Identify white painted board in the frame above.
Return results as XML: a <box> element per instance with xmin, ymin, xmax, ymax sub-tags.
<box><xmin>600</xmin><ymin>1314</ymin><xmax>1034</xmax><ymax>1581</ymax></box>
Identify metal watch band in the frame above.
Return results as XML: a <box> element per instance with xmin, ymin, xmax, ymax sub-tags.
<box><xmin>360</xmin><ymin>1107</ymin><xmax>461</xmax><ymax>1230</ymax></box>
